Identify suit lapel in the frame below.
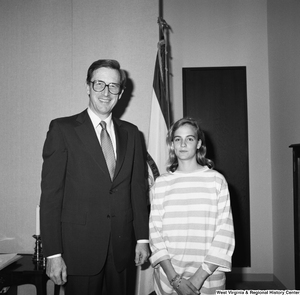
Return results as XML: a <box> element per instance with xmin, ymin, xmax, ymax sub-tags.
<box><xmin>74</xmin><ymin>110</ymin><xmax>109</xmax><ymax>177</ymax></box>
<box><xmin>113</xmin><ymin>118</ymin><xmax>128</xmax><ymax>181</ymax></box>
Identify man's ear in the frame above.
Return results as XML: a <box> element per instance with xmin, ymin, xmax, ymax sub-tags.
<box><xmin>86</xmin><ymin>83</ymin><xmax>90</xmax><ymax>96</ymax></box>
<box><xmin>118</xmin><ymin>89</ymin><xmax>124</xmax><ymax>100</ymax></box>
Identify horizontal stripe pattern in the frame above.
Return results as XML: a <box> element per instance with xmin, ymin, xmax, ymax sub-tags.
<box><xmin>149</xmin><ymin>167</ymin><xmax>235</xmax><ymax>295</ymax></box>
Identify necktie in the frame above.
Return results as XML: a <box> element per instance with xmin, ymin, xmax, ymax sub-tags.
<box><xmin>100</xmin><ymin>121</ymin><xmax>116</xmax><ymax>180</ymax></box>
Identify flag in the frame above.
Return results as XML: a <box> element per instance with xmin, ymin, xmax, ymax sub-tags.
<box><xmin>147</xmin><ymin>40</ymin><xmax>169</xmax><ymax>186</ymax></box>
<box><xmin>135</xmin><ymin>41</ymin><xmax>170</xmax><ymax>295</ymax></box>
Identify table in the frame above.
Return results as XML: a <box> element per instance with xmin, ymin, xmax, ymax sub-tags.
<box><xmin>0</xmin><ymin>254</ymin><xmax>59</xmax><ymax>295</ymax></box>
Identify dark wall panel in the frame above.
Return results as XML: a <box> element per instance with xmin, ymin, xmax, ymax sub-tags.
<box><xmin>183</xmin><ymin>67</ymin><xmax>250</xmax><ymax>267</ymax></box>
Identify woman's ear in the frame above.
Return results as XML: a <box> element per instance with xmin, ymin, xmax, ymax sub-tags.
<box><xmin>197</xmin><ymin>139</ymin><xmax>202</xmax><ymax>150</ymax></box>
<box><xmin>168</xmin><ymin>141</ymin><xmax>175</xmax><ymax>153</ymax></box>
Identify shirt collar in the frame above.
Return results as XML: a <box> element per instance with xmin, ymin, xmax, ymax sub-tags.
<box><xmin>87</xmin><ymin>108</ymin><xmax>113</xmax><ymax>130</ymax></box>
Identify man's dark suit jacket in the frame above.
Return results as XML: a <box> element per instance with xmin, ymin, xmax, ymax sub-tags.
<box><xmin>40</xmin><ymin>109</ymin><xmax>149</xmax><ymax>275</ymax></box>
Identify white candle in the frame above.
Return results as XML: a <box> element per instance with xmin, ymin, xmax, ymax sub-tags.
<box><xmin>36</xmin><ymin>205</ymin><xmax>40</xmax><ymax>235</ymax></box>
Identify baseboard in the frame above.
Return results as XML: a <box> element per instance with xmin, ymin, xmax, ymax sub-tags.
<box><xmin>273</xmin><ymin>274</ymin><xmax>287</xmax><ymax>289</ymax></box>
<box><xmin>226</xmin><ymin>272</ymin><xmax>286</xmax><ymax>289</ymax></box>
<box><xmin>227</xmin><ymin>273</ymin><xmax>274</xmax><ymax>282</ymax></box>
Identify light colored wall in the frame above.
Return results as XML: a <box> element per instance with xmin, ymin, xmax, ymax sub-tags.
<box><xmin>164</xmin><ymin>0</ymin><xmax>274</xmax><ymax>278</ymax></box>
<box><xmin>1</xmin><ymin>0</ymin><xmax>298</xmax><ymax>292</ymax></box>
<box><xmin>0</xmin><ymin>1</ymin><xmax>157</xmax><ymax>293</ymax></box>
<box><xmin>0</xmin><ymin>0</ymin><xmax>157</xmax><ymax>252</ymax></box>
<box><xmin>268</xmin><ymin>0</ymin><xmax>300</xmax><ymax>289</ymax></box>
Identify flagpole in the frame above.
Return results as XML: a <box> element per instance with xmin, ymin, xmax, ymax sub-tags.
<box><xmin>164</xmin><ymin>24</ymin><xmax>170</xmax><ymax>129</ymax></box>
<box><xmin>157</xmin><ymin>17</ymin><xmax>171</xmax><ymax>129</ymax></box>
<box><xmin>159</xmin><ymin>0</ymin><xmax>163</xmax><ymax>41</ymax></box>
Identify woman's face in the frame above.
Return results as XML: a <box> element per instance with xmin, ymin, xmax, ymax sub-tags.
<box><xmin>172</xmin><ymin>124</ymin><xmax>202</xmax><ymax>161</ymax></box>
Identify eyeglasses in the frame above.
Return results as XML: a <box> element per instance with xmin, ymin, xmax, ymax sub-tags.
<box><xmin>90</xmin><ymin>80</ymin><xmax>121</xmax><ymax>95</ymax></box>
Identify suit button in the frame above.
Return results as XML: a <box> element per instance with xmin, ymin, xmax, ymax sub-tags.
<box><xmin>107</xmin><ymin>214</ymin><xmax>110</xmax><ymax>218</ymax></box>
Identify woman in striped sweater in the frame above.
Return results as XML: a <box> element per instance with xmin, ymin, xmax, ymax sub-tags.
<box><xmin>149</xmin><ymin>117</ymin><xmax>235</xmax><ymax>295</ymax></box>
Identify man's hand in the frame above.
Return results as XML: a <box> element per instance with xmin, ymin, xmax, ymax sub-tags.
<box><xmin>46</xmin><ymin>256</ymin><xmax>67</xmax><ymax>285</ymax></box>
<box><xmin>134</xmin><ymin>243</ymin><xmax>150</xmax><ymax>266</ymax></box>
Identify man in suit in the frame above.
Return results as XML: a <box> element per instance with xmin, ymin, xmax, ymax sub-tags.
<box><xmin>40</xmin><ymin>59</ymin><xmax>150</xmax><ymax>295</ymax></box>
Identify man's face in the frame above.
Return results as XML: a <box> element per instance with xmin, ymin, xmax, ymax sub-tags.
<box><xmin>87</xmin><ymin>67</ymin><xmax>123</xmax><ymax>119</ymax></box>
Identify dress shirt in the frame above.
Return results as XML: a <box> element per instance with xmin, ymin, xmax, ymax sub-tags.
<box><xmin>87</xmin><ymin>108</ymin><xmax>117</xmax><ymax>158</ymax></box>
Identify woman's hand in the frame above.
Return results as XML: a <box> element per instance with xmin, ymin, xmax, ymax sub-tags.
<box><xmin>174</xmin><ymin>277</ymin><xmax>200</xmax><ymax>295</ymax></box>
<box><xmin>188</xmin><ymin>275</ymin><xmax>203</xmax><ymax>291</ymax></box>
<box><xmin>188</xmin><ymin>262</ymin><xmax>218</xmax><ymax>291</ymax></box>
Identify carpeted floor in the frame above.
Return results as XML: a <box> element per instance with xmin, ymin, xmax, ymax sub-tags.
<box><xmin>149</xmin><ymin>280</ymin><xmax>284</xmax><ymax>294</ymax></box>
<box><xmin>226</xmin><ymin>280</ymin><xmax>284</xmax><ymax>290</ymax></box>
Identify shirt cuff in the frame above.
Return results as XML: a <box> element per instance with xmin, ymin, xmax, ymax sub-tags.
<box><xmin>47</xmin><ymin>254</ymin><xmax>61</xmax><ymax>259</ymax></box>
<box><xmin>137</xmin><ymin>239</ymin><xmax>149</xmax><ymax>243</ymax></box>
